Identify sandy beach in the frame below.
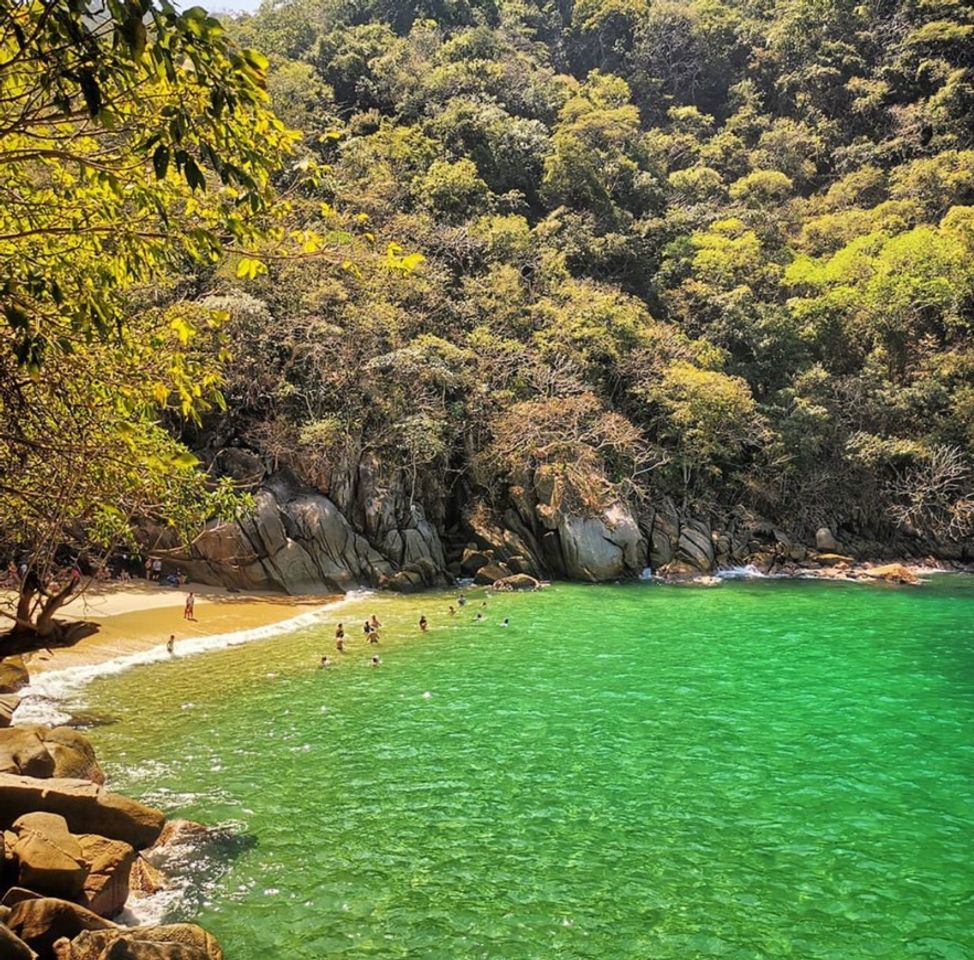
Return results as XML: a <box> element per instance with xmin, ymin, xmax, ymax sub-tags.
<box><xmin>9</xmin><ymin>581</ymin><xmax>337</xmax><ymax>674</ymax></box>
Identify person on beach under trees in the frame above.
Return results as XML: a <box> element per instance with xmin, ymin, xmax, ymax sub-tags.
<box><xmin>183</xmin><ymin>593</ymin><xmax>195</xmax><ymax>621</ymax></box>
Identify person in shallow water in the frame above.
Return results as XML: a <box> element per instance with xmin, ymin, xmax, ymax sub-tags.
<box><xmin>457</xmin><ymin>594</ymin><xmax>466</xmax><ymax>606</ymax></box>
<box><xmin>419</xmin><ymin>615</ymin><xmax>428</xmax><ymax>632</ymax></box>
<box><xmin>166</xmin><ymin>634</ymin><xmax>175</xmax><ymax>655</ymax></box>
<box><xmin>370</xmin><ymin>655</ymin><xmax>381</xmax><ymax>667</ymax></box>
<box><xmin>335</xmin><ymin>623</ymin><xmax>345</xmax><ymax>652</ymax></box>
<box><xmin>448</xmin><ymin>604</ymin><xmax>456</xmax><ymax>616</ymax></box>
<box><xmin>474</xmin><ymin>612</ymin><xmax>483</xmax><ymax>623</ymax></box>
<box><xmin>319</xmin><ymin>655</ymin><xmax>331</xmax><ymax>668</ymax></box>
<box><xmin>370</xmin><ymin>614</ymin><xmax>382</xmax><ymax>630</ymax></box>
<box><xmin>501</xmin><ymin>618</ymin><xmax>509</xmax><ymax>628</ymax></box>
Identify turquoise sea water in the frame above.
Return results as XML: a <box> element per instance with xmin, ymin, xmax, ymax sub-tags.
<box><xmin>74</xmin><ymin>578</ymin><xmax>973</xmax><ymax>959</ymax></box>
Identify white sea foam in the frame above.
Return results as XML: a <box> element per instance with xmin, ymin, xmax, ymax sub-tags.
<box><xmin>715</xmin><ymin>564</ymin><xmax>769</xmax><ymax>579</ymax></box>
<box><xmin>13</xmin><ymin>591</ymin><xmax>370</xmax><ymax>725</ymax></box>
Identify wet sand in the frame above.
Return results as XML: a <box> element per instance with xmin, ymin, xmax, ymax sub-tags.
<box><xmin>14</xmin><ymin>582</ymin><xmax>336</xmax><ymax>674</ymax></box>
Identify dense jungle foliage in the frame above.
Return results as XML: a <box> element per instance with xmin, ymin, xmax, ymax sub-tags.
<box><xmin>211</xmin><ymin>0</ymin><xmax>974</xmax><ymax>542</ymax></box>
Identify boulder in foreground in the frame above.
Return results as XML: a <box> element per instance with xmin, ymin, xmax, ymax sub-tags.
<box><xmin>53</xmin><ymin>923</ymin><xmax>223</xmax><ymax>960</ymax></box>
<box><xmin>0</xmin><ymin>775</ymin><xmax>165</xmax><ymax>850</ymax></box>
<box><xmin>5</xmin><ymin>896</ymin><xmax>117</xmax><ymax>956</ymax></box>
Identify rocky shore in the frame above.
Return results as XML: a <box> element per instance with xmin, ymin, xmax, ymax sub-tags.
<box><xmin>0</xmin><ymin>660</ymin><xmax>222</xmax><ymax>960</ymax></box>
<box><xmin>147</xmin><ymin>462</ymin><xmax>972</xmax><ymax>597</ymax></box>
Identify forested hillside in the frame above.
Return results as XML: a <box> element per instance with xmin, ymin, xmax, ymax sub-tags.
<box><xmin>181</xmin><ymin>0</ymin><xmax>973</xmax><ymax>583</ymax></box>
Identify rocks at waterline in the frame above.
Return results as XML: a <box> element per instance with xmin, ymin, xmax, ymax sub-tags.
<box><xmin>0</xmin><ymin>727</ymin><xmax>105</xmax><ymax>784</ymax></box>
<box><xmin>4</xmin><ymin>897</ymin><xmax>116</xmax><ymax>956</ymax></box>
<box><xmin>53</xmin><ymin>922</ymin><xmax>223</xmax><ymax>960</ymax></box>
<box><xmin>0</xmin><ymin>715</ymin><xmax>225</xmax><ymax>959</ymax></box>
<box><xmin>861</xmin><ymin>563</ymin><xmax>920</xmax><ymax>585</ymax></box>
<box><xmin>1</xmin><ymin>695</ymin><xmax>21</xmax><ymax>728</ymax></box>
<box><xmin>0</xmin><ymin>774</ymin><xmax>165</xmax><ymax>851</ymax></box>
<box><xmin>0</xmin><ymin>658</ymin><xmax>30</xmax><ymax>695</ymax></box>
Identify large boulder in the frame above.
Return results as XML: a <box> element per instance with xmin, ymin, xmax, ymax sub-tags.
<box><xmin>0</xmin><ymin>923</ymin><xmax>37</xmax><ymax>960</ymax></box>
<box><xmin>0</xmin><ymin>728</ymin><xmax>55</xmax><ymax>778</ymax></box>
<box><xmin>53</xmin><ymin>924</ymin><xmax>222</xmax><ymax>960</ymax></box>
<box><xmin>0</xmin><ymin>728</ymin><xmax>104</xmax><ymax>783</ymax></box>
<box><xmin>11</xmin><ymin>812</ymin><xmax>89</xmax><ymax>899</ymax></box>
<box><xmin>0</xmin><ymin>658</ymin><xmax>29</xmax><ymax>694</ymax></box>
<box><xmin>40</xmin><ymin>729</ymin><xmax>105</xmax><ymax>784</ymax></box>
<box><xmin>491</xmin><ymin>574</ymin><xmax>541</xmax><ymax>592</ymax></box>
<box><xmin>815</xmin><ymin>526</ymin><xmax>840</xmax><ymax>552</ymax></box>
<box><xmin>0</xmin><ymin>775</ymin><xmax>165</xmax><ymax>850</ymax></box>
<box><xmin>76</xmin><ymin>835</ymin><xmax>137</xmax><ymax>918</ymax></box>
<box><xmin>5</xmin><ymin>897</ymin><xmax>117</xmax><ymax>956</ymax></box>
<box><xmin>473</xmin><ymin>562</ymin><xmax>512</xmax><ymax>586</ymax></box>
<box><xmin>557</xmin><ymin>504</ymin><xmax>647</xmax><ymax>581</ymax></box>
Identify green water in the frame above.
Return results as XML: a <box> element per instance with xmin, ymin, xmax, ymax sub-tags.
<box><xmin>75</xmin><ymin>578</ymin><xmax>974</xmax><ymax>959</ymax></box>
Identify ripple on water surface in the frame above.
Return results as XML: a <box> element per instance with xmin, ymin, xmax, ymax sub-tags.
<box><xmin>78</xmin><ymin>578</ymin><xmax>974</xmax><ymax>959</ymax></box>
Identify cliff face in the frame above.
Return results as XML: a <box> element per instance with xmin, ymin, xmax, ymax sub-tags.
<box><xmin>161</xmin><ymin>450</ymin><xmax>973</xmax><ymax>595</ymax></box>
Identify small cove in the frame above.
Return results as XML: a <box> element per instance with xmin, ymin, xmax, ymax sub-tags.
<box><xmin>60</xmin><ymin>577</ymin><xmax>974</xmax><ymax>959</ymax></box>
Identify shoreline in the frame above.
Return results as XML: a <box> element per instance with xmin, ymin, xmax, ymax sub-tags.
<box><xmin>11</xmin><ymin>581</ymin><xmax>342</xmax><ymax>677</ymax></box>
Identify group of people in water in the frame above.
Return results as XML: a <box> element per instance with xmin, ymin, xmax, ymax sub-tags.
<box><xmin>320</xmin><ymin>593</ymin><xmax>509</xmax><ymax>669</ymax></box>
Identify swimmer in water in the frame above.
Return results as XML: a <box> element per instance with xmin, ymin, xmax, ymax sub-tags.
<box><xmin>457</xmin><ymin>594</ymin><xmax>467</xmax><ymax>607</ymax></box>
<box><xmin>448</xmin><ymin>604</ymin><xmax>456</xmax><ymax>616</ymax></box>
<box><xmin>474</xmin><ymin>612</ymin><xmax>483</xmax><ymax>623</ymax></box>
<box><xmin>166</xmin><ymin>634</ymin><xmax>175</xmax><ymax>655</ymax></box>
<box><xmin>370</xmin><ymin>614</ymin><xmax>382</xmax><ymax>629</ymax></box>
<box><xmin>370</xmin><ymin>655</ymin><xmax>381</xmax><ymax>667</ymax></box>
<box><xmin>320</xmin><ymin>655</ymin><xmax>332</xmax><ymax>668</ymax></box>
<box><xmin>419</xmin><ymin>615</ymin><xmax>428</xmax><ymax>632</ymax></box>
<box><xmin>501</xmin><ymin>618</ymin><xmax>509</xmax><ymax>628</ymax></box>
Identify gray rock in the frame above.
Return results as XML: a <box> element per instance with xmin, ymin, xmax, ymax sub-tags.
<box><xmin>676</xmin><ymin>519</ymin><xmax>715</xmax><ymax>571</ymax></box>
<box><xmin>815</xmin><ymin>527</ymin><xmax>840</xmax><ymax>551</ymax></box>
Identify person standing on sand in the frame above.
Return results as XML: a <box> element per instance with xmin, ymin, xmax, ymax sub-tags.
<box><xmin>166</xmin><ymin>635</ymin><xmax>175</xmax><ymax>655</ymax></box>
<box><xmin>183</xmin><ymin>592</ymin><xmax>195</xmax><ymax>620</ymax></box>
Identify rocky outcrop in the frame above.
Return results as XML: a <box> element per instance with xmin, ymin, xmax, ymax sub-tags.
<box><xmin>161</xmin><ymin>468</ymin><xmax>450</xmax><ymax>595</ymax></box>
<box><xmin>0</xmin><ymin>775</ymin><xmax>165</xmax><ymax>850</ymax></box>
<box><xmin>53</xmin><ymin>922</ymin><xmax>222</xmax><ymax>960</ymax></box>
<box><xmin>5</xmin><ymin>896</ymin><xmax>116</xmax><ymax>956</ymax></box>
<box><xmin>0</xmin><ymin>728</ymin><xmax>104</xmax><ymax>785</ymax></box>
<box><xmin>11</xmin><ymin>813</ymin><xmax>89</xmax><ymax>900</ymax></box>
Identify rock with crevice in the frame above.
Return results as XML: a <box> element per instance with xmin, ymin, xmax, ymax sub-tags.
<box><xmin>0</xmin><ymin>922</ymin><xmax>37</xmax><ymax>960</ymax></box>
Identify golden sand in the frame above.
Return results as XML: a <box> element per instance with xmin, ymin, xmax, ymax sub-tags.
<box><xmin>14</xmin><ymin>582</ymin><xmax>335</xmax><ymax>674</ymax></box>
